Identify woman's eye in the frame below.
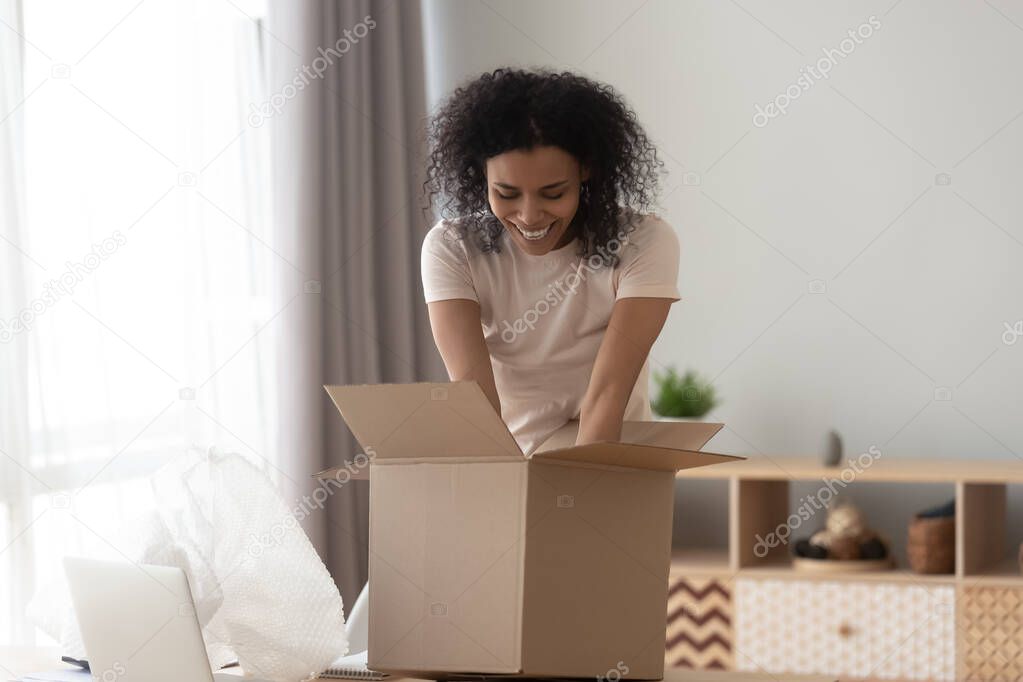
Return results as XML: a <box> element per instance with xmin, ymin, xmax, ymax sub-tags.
<box><xmin>496</xmin><ymin>192</ymin><xmax>517</xmax><ymax>200</ymax></box>
<box><xmin>544</xmin><ymin>193</ymin><xmax>564</xmax><ymax>200</ymax></box>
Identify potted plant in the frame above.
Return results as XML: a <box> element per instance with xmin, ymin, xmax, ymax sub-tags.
<box><xmin>650</xmin><ymin>367</ymin><xmax>719</xmax><ymax>420</ymax></box>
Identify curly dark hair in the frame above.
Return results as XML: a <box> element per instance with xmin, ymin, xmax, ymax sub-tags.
<box><xmin>422</xmin><ymin>67</ymin><xmax>666</xmax><ymax>267</ymax></box>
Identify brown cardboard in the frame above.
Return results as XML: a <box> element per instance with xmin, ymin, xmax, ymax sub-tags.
<box><xmin>314</xmin><ymin>381</ymin><xmax>743</xmax><ymax>679</ymax></box>
<box><xmin>533</xmin><ymin>418</ymin><xmax>724</xmax><ymax>453</ymax></box>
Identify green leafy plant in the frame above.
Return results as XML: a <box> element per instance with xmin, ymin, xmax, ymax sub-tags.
<box><xmin>651</xmin><ymin>367</ymin><xmax>719</xmax><ymax>418</ymax></box>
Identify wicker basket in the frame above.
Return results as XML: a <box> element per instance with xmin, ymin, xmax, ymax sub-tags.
<box><xmin>907</xmin><ymin>514</ymin><xmax>955</xmax><ymax>574</ymax></box>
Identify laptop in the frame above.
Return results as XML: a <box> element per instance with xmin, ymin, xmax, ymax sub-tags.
<box><xmin>63</xmin><ymin>557</ymin><xmax>270</xmax><ymax>682</ymax></box>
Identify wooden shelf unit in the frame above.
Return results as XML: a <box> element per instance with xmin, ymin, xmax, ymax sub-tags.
<box><xmin>665</xmin><ymin>455</ymin><xmax>1023</xmax><ymax>682</ymax></box>
<box><xmin>674</xmin><ymin>455</ymin><xmax>1023</xmax><ymax>583</ymax></box>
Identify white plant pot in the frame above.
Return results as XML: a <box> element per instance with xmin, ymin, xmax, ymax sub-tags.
<box><xmin>653</xmin><ymin>414</ymin><xmax>709</xmax><ymax>423</ymax></box>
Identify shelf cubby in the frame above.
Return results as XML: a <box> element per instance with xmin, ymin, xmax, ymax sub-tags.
<box><xmin>959</xmin><ymin>481</ymin><xmax>1007</xmax><ymax>577</ymax></box>
<box><xmin>959</xmin><ymin>481</ymin><xmax>1022</xmax><ymax>584</ymax></box>
<box><xmin>733</xmin><ymin>478</ymin><xmax>789</xmax><ymax>570</ymax></box>
<box><xmin>670</xmin><ymin>476</ymin><xmax>730</xmax><ymax>575</ymax></box>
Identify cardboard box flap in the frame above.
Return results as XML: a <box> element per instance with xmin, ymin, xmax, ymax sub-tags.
<box><xmin>531</xmin><ymin>441</ymin><xmax>744</xmax><ymax>472</ymax></box>
<box><xmin>323</xmin><ymin>381</ymin><xmax>523</xmax><ymax>459</ymax></box>
<box><xmin>533</xmin><ymin>419</ymin><xmax>724</xmax><ymax>454</ymax></box>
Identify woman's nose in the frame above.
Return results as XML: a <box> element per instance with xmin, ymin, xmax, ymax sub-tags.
<box><xmin>518</xmin><ymin>199</ymin><xmax>545</xmax><ymax>226</ymax></box>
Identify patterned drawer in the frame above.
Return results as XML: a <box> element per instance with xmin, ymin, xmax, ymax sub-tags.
<box><xmin>735</xmin><ymin>578</ymin><xmax>955</xmax><ymax>681</ymax></box>
<box><xmin>961</xmin><ymin>585</ymin><xmax>1023</xmax><ymax>680</ymax></box>
<box><xmin>665</xmin><ymin>576</ymin><xmax>732</xmax><ymax>670</ymax></box>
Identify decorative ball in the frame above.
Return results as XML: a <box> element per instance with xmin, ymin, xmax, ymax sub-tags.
<box><xmin>794</xmin><ymin>538</ymin><xmax>830</xmax><ymax>559</ymax></box>
<box><xmin>805</xmin><ymin>542</ymin><xmax>828</xmax><ymax>560</ymax></box>
<box><xmin>860</xmin><ymin>536</ymin><xmax>888</xmax><ymax>560</ymax></box>
<box><xmin>810</xmin><ymin>529</ymin><xmax>833</xmax><ymax>549</ymax></box>
<box><xmin>826</xmin><ymin>503</ymin><xmax>868</xmax><ymax>539</ymax></box>
<box><xmin>829</xmin><ymin>535</ymin><xmax>861</xmax><ymax>561</ymax></box>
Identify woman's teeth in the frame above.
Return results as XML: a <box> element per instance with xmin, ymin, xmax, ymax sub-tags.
<box><xmin>516</xmin><ymin>222</ymin><xmax>554</xmax><ymax>241</ymax></box>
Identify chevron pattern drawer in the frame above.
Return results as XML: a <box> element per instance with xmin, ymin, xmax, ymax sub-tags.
<box><xmin>735</xmin><ymin>578</ymin><xmax>955</xmax><ymax>680</ymax></box>
<box><xmin>961</xmin><ymin>585</ymin><xmax>1023</xmax><ymax>680</ymax></box>
<box><xmin>665</xmin><ymin>576</ymin><xmax>732</xmax><ymax>670</ymax></box>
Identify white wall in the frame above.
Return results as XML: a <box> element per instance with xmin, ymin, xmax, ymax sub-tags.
<box><xmin>422</xmin><ymin>0</ymin><xmax>1023</xmax><ymax>550</ymax></box>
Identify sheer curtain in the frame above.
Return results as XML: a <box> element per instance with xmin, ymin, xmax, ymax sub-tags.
<box><xmin>266</xmin><ymin>0</ymin><xmax>445</xmax><ymax>607</ymax></box>
<box><xmin>0</xmin><ymin>0</ymin><xmax>279</xmax><ymax>645</ymax></box>
<box><xmin>0</xmin><ymin>0</ymin><xmax>33</xmax><ymax>649</ymax></box>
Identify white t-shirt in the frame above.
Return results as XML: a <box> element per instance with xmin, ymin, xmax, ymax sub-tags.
<box><xmin>420</xmin><ymin>211</ymin><xmax>681</xmax><ymax>455</ymax></box>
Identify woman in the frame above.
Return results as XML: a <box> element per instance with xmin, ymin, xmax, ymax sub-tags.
<box><xmin>420</xmin><ymin>67</ymin><xmax>680</xmax><ymax>455</ymax></box>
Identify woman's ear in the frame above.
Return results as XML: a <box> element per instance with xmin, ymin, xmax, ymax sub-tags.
<box><xmin>580</xmin><ymin>165</ymin><xmax>591</xmax><ymax>183</ymax></box>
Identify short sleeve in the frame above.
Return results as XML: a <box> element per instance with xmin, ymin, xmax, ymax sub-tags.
<box><xmin>420</xmin><ymin>220</ymin><xmax>479</xmax><ymax>303</ymax></box>
<box><xmin>614</xmin><ymin>215</ymin><xmax>681</xmax><ymax>301</ymax></box>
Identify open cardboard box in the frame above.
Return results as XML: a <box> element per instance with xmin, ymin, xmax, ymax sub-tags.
<box><xmin>314</xmin><ymin>381</ymin><xmax>743</xmax><ymax>679</ymax></box>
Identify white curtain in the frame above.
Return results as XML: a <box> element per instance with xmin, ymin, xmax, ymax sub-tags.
<box><xmin>0</xmin><ymin>0</ymin><xmax>279</xmax><ymax>645</ymax></box>
<box><xmin>0</xmin><ymin>0</ymin><xmax>33</xmax><ymax>646</ymax></box>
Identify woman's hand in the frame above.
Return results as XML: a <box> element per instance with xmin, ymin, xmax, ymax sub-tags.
<box><xmin>426</xmin><ymin>299</ymin><xmax>502</xmax><ymax>417</ymax></box>
<box><xmin>576</xmin><ymin>297</ymin><xmax>672</xmax><ymax>445</ymax></box>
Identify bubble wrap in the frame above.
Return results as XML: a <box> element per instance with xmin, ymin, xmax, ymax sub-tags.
<box><xmin>29</xmin><ymin>446</ymin><xmax>348</xmax><ymax>682</ymax></box>
<box><xmin>139</xmin><ymin>446</ymin><xmax>349</xmax><ymax>681</ymax></box>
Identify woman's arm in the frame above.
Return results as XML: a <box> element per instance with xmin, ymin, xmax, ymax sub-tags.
<box><xmin>426</xmin><ymin>299</ymin><xmax>502</xmax><ymax>417</ymax></box>
<box><xmin>576</xmin><ymin>297</ymin><xmax>672</xmax><ymax>445</ymax></box>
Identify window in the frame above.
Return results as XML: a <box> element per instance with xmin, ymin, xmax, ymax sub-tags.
<box><xmin>1</xmin><ymin>0</ymin><xmax>280</xmax><ymax>645</ymax></box>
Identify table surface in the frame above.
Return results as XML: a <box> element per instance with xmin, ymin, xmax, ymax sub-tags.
<box><xmin>1</xmin><ymin>647</ymin><xmax>837</xmax><ymax>681</ymax></box>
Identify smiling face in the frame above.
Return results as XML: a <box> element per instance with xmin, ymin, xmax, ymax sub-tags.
<box><xmin>484</xmin><ymin>146</ymin><xmax>589</xmax><ymax>256</ymax></box>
